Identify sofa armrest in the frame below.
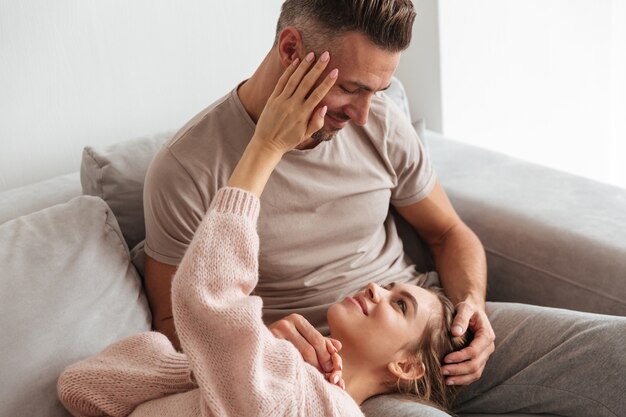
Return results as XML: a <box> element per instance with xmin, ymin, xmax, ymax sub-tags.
<box><xmin>426</xmin><ymin>131</ymin><xmax>626</xmax><ymax>316</ymax></box>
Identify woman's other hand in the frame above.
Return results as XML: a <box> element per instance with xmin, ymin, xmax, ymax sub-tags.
<box><xmin>269</xmin><ymin>314</ymin><xmax>344</xmax><ymax>389</ymax></box>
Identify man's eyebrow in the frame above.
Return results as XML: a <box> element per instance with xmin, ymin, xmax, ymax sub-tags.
<box><xmin>386</xmin><ymin>282</ymin><xmax>418</xmax><ymax>317</ymax></box>
<box><xmin>345</xmin><ymin>80</ymin><xmax>392</xmax><ymax>93</ymax></box>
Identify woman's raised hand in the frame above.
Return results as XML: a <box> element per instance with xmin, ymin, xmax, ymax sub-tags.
<box><xmin>227</xmin><ymin>51</ymin><xmax>337</xmax><ymax>197</ymax></box>
<box><xmin>252</xmin><ymin>51</ymin><xmax>338</xmax><ymax>153</ymax></box>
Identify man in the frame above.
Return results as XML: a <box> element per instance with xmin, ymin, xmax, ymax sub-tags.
<box><xmin>142</xmin><ymin>1</ymin><xmax>625</xmax><ymax>416</ymax></box>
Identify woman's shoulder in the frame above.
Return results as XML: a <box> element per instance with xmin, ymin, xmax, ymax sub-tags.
<box><xmin>298</xmin><ymin>364</ymin><xmax>365</xmax><ymax>417</ymax></box>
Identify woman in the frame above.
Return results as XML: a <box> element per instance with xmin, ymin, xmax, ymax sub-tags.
<box><xmin>58</xmin><ymin>52</ymin><xmax>470</xmax><ymax>417</ymax></box>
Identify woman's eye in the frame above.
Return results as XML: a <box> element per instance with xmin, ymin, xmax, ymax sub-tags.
<box><xmin>396</xmin><ymin>299</ymin><xmax>407</xmax><ymax>314</ymax></box>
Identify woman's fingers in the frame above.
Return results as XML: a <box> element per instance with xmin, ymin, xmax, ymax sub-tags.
<box><xmin>252</xmin><ymin>50</ymin><xmax>337</xmax><ymax>152</ymax></box>
<box><xmin>269</xmin><ymin>314</ymin><xmax>334</xmax><ymax>372</ymax></box>
<box><xmin>325</xmin><ymin>369</ymin><xmax>344</xmax><ymax>389</ymax></box>
<box><xmin>269</xmin><ymin>57</ymin><xmax>301</xmax><ymax>101</ymax></box>
<box><xmin>304</xmin><ymin>106</ymin><xmax>327</xmax><ymax>138</ymax></box>
<box><xmin>303</xmin><ymin>66</ymin><xmax>338</xmax><ymax>138</ymax></box>
<box><xmin>328</xmin><ymin>338</ymin><xmax>342</xmax><ymax>352</ymax></box>
<box><xmin>331</xmin><ymin>351</ymin><xmax>342</xmax><ymax>372</ymax></box>
<box><xmin>280</xmin><ymin>51</ymin><xmax>318</xmax><ymax>98</ymax></box>
<box><xmin>291</xmin><ymin>51</ymin><xmax>331</xmax><ymax>100</ymax></box>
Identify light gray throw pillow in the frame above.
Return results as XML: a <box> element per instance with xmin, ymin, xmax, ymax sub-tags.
<box><xmin>80</xmin><ymin>132</ymin><xmax>172</xmax><ymax>250</ymax></box>
<box><xmin>0</xmin><ymin>196</ymin><xmax>152</xmax><ymax>417</ymax></box>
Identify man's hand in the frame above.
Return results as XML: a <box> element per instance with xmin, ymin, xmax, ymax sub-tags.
<box><xmin>441</xmin><ymin>300</ymin><xmax>495</xmax><ymax>385</ymax></box>
<box><xmin>269</xmin><ymin>314</ymin><xmax>344</xmax><ymax>389</ymax></box>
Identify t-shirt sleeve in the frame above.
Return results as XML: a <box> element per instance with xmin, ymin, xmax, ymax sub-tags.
<box><xmin>143</xmin><ymin>147</ymin><xmax>206</xmax><ymax>265</ymax></box>
<box><xmin>387</xmin><ymin>107</ymin><xmax>437</xmax><ymax>207</ymax></box>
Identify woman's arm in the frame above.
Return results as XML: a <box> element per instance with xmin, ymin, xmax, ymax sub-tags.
<box><xmin>171</xmin><ymin>53</ymin><xmax>350</xmax><ymax>416</ymax></box>
<box><xmin>58</xmin><ymin>333</ymin><xmax>196</xmax><ymax>417</ymax></box>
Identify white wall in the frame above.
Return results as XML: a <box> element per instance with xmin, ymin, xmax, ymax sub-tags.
<box><xmin>437</xmin><ymin>0</ymin><xmax>626</xmax><ymax>188</ymax></box>
<box><xmin>0</xmin><ymin>0</ymin><xmax>282</xmax><ymax>192</ymax></box>
<box><xmin>396</xmin><ymin>0</ymin><xmax>443</xmax><ymax>132</ymax></box>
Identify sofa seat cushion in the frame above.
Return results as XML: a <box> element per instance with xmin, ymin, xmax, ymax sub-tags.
<box><xmin>0</xmin><ymin>196</ymin><xmax>151</xmax><ymax>417</ymax></box>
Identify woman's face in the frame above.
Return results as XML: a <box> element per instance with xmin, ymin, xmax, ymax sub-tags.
<box><xmin>327</xmin><ymin>282</ymin><xmax>442</xmax><ymax>366</ymax></box>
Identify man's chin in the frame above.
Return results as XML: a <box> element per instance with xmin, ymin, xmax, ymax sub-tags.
<box><xmin>312</xmin><ymin>128</ymin><xmax>340</xmax><ymax>143</ymax></box>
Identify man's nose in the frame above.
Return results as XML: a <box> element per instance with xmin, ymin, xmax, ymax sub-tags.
<box><xmin>346</xmin><ymin>94</ymin><xmax>372</xmax><ymax>126</ymax></box>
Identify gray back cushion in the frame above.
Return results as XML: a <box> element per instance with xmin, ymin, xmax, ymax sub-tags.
<box><xmin>80</xmin><ymin>133</ymin><xmax>172</xmax><ymax>250</ymax></box>
<box><xmin>0</xmin><ymin>196</ymin><xmax>151</xmax><ymax>417</ymax></box>
<box><xmin>0</xmin><ymin>173</ymin><xmax>81</xmax><ymax>224</ymax></box>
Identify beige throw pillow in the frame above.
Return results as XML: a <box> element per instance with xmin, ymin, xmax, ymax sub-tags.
<box><xmin>0</xmin><ymin>196</ymin><xmax>151</xmax><ymax>417</ymax></box>
<box><xmin>80</xmin><ymin>132</ymin><xmax>172</xmax><ymax>250</ymax></box>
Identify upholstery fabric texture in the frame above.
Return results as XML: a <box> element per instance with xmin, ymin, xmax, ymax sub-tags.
<box><xmin>428</xmin><ymin>132</ymin><xmax>626</xmax><ymax>315</ymax></box>
<box><xmin>0</xmin><ymin>172</ymin><xmax>80</xmax><ymax>224</ymax></box>
<box><xmin>80</xmin><ymin>132</ymin><xmax>172</xmax><ymax>250</ymax></box>
<box><xmin>0</xmin><ymin>196</ymin><xmax>152</xmax><ymax>417</ymax></box>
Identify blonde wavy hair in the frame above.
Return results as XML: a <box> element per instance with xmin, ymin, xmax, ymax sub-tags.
<box><xmin>391</xmin><ymin>287</ymin><xmax>474</xmax><ymax>412</ymax></box>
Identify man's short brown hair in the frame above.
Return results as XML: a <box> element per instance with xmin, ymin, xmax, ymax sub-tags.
<box><xmin>275</xmin><ymin>0</ymin><xmax>417</xmax><ymax>52</ymax></box>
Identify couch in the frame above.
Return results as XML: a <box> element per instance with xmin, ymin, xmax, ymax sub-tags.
<box><xmin>1</xmin><ymin>80</ymin><xmax>624</xmax><ymax>417</ymax></box>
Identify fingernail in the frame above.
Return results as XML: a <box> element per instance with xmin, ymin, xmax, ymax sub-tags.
<box><xmin>292</xmin><ymin>58</ymin><xmax>300</xmax><ymax>67</ymax></box>
<box><xmin>325</xmin><ymin>360</ymin><xmax>333</xmax><ymax>372</ymax></box>
<box><xmin>332</xmin><ymin>374</ymin><xmax>340</xmax><ymax>384</ymax></box>
<box><xmin>340</xmin><ymin>380</ymin><xmax>346</xmax><ymax>390</ymax></box>
<box><xmin>443</xmin><ymin>370</ymin><xmax>449</xmax><ymax>376</ymax></box>
<box><xmin>454</xmin><ymin>325</ymin><xmax>463</xmax><ymax>335</ymax></box>
<box><xmin>329</xmin><ymin>68</ymin><xmax>338</xmax><ymax>79</ymax></box>
<box><xmin>320</xmin><ymin>51</ymin><xmax>330</xmax><ymax>62</ymax></box>
<box><xmin>447</xmin><ymin>380</ymin><xmax>455</xmax><ymax>386</ymax></box>
<box><xmin>305</xmin><ymin>52</ymin><xmax>315</xmax><ymax>63</ymax></box>
<box><xmin>320</xmin><ymin>106</ymin><xmax>328</xmax><ymax>118</ymax></box>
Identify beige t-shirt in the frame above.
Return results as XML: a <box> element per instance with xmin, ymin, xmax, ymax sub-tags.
<box><xmin>144</xmin><ymin>85</ymin><xmax>436</xmax><ymax>332</ymax></box>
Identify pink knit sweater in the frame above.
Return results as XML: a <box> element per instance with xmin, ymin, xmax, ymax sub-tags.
<box><xmin>58</xmin><ymin>187</ymin><xmax>363</xmax><ymax>417</ymax></box>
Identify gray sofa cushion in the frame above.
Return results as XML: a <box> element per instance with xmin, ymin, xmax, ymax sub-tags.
<box><xmin>80</xmin><ymin>133</ymin><xmax>172</xmax><ymax>250</ymax></box>
<box><xmin>0</xmin><ymin>196</ymin><xmax>151</xmax><ymax>417</ymax></box>
<box><xmin>0</xmin><ymin>172</ymin><xmax>81</xmax><ymax>224</ymax></box>
<box><xmin>427</xmin><ymin>132</ymin><xmax>626</xmax><ymax>316</ymax></box>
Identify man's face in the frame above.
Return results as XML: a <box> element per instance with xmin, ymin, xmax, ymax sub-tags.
<box><xmin>308</xmin><ymin>32</ymin><xmax>401</xmax><ymax>143</ymax></box>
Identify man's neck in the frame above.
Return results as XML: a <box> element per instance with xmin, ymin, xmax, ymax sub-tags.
<box><xmin>237</xmin><ymin>51</ymin><xmax>279</xmax><ymax>124</ymax></box>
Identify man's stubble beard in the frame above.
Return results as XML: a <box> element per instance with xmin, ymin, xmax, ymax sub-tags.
<box><xmin>311</xmin><ymin>126</ymin><xmax>341</xmax><ymax>143</ymax></box>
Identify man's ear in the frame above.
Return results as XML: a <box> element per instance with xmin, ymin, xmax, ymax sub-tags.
<box><xmin>387</xmin><ymin>359</ymin><xmax>425</xmax><ymax>382</ymax></box>
<box><xmin>277</xmin><ymin>27</ymin><xmax>305</xmax><ymax>67</ymax></box>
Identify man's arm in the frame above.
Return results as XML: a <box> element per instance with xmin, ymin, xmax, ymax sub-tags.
<box><xmin>395</xmin><ymin>181</ymin><xmax>495</xmax><ymax>386</ymax></box>
<box><xmin>144</xmin><ymin>254</ymin><xmax>181</xmax><ymax>351</ymax></box>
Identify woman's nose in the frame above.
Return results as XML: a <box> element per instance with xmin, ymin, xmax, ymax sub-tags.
<box><xmin>366</xmin><ymin>282</ymin><xmax>379</xmax><ymax>303</ymax></box>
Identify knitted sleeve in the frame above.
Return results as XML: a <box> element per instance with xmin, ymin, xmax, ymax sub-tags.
<box><xmin>171</xmin><ymin>187</ymin><xmax>363</xmax><ymax>416</ymax></box>
<box><xmin>57</xmin><ymin>332</ymin><xmax>196</xmax><ymax>417</ymax></box>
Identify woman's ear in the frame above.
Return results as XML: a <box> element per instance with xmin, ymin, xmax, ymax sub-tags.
<box><xmin>387</xmin><ymin>359</ymin><xmax>425</xmax><ymax>381</ymax></box>
<box><xmin>276</xmin><ymin>27</ymin><xmax>305</xmax><ymax>68</ymax></box>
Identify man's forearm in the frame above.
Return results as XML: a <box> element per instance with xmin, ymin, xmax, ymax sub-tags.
<box><xmin>430</xmin><ymin>222</ymin><xmax>487</xmax><ymax>308</ymax></box>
